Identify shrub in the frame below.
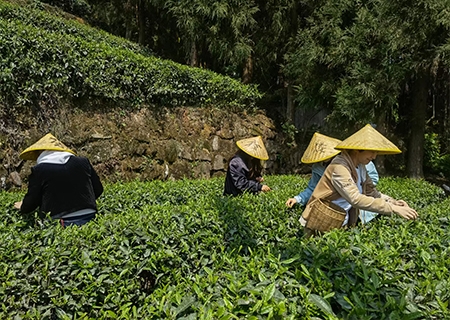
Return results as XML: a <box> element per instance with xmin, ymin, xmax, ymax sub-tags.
<box><xmin>423</xmin><ymin>132</ymin><xmax>450</xmax><ymax>177</ymax></box>
<box><xmin>0</xmin><ymin>1</ymin><xmax>262</xmax><ymax>111</ymax></box>
<box><xmin>1</xmin><ymin>176</ymin><xmax>449</xmax><ymax>319</ymax></box>
<box><xmin>40</xmin><ymin>0</ymin><xmax>92</xmax><ymax>18</ymax></box>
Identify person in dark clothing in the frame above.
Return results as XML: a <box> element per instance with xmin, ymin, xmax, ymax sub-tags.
<box><xmin>224</xmin><ymin>136</ymin><xmax>271</xmax><ymax>196</ymax></box>
<box><xmin>14</xmin><ymin>133</ymin><xmax>103</xmax><ymax>226</ymax></box>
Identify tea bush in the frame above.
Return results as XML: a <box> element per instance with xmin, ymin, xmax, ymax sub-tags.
<box><xmin>1</xmin><ymin>176</ymin><xmax>449</xmax><ymax>319</ymax></box>
<box><xmin>0</xmin><ymin>1</ymin><xmax>262</xmax><ymax>110</ymax></box>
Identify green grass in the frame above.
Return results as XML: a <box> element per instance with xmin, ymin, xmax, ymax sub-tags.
<box><xmin>1</xmin><ymin>175</ymin><xmax>449</xmax><ymax>319</ymax></box>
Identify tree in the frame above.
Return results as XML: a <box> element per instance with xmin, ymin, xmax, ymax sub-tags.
<box><xmin>284</xmin><ymin>0</ymin><xmax>450</xmax><ymax>178</ymax></box>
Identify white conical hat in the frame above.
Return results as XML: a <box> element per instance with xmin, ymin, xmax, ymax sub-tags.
<box><xmin>20</xmin><ymin>133</ymin><xmax>76</xmax><ymax>161</ymax></box>
<box><xmin>301</xmin><ymin>132</ymin><xmax>342</xmax><ymax>164</ymax></box>
<box><xmin>236</xmin><ymin>136</ymin><xmax>269</xmax><ymax>160</ymax></box>
<box><xmin>335</xmin><ymin>124</ymin><xmax>401</xmax><ymax>155</ymax></box>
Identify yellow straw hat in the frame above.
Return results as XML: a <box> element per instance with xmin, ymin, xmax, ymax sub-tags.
<box><xmin>301</xmin><ymin>132</ymin><xmax>342</xmax><ymax>164</ymax></box>
<box><xmin>335</xmin><ymin>124</ymin><xmax>401</xmax><ymax>154</ymax></box>
<box><xmin>236</xmin><ymin>136</ymin><xmax>269</xmax><ymax>160</ymax></box>
<box><xmin>20</xmin><ymin>133</ymin><xmax>76</xmax><ymax>161</ymax></box>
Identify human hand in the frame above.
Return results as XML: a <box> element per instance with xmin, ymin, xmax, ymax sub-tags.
<box><xmin>393</xmin><ymin>205</ymin><xmax>418</xmax><ymax>220</ymax></box>
<box><xmin>285</xmin><ymin>198</ymin><xmax>297</xmax><ymax>208</ymax></box>
<box><xmin>14</xmin><ymin>201</ymin><xmax>22</xmax><ymax>210</ymax></box>
<box><xmin>395</xmin><ymin>200</ymin><xmax>410</xmax><ymax>207</ymax></box>
<box><xmin>256</xmin><ymin>177</ymin><xmax>264</xmax><ymax>183</ymax></box>
<box><xmin>261</xmin><ymin>185</ymin><xmax>271</xmax><ymax>192</ymax></box>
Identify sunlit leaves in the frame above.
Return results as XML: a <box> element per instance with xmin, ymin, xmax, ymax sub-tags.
<box><xmin>0</xmin><ymin>1</ymin><xmax>262</xmax><ymax>111</ymax></box>
<box><xmin>0</xmin><ymin>176</ymin><xmax>449</xmax><ymax>318</ymax></box>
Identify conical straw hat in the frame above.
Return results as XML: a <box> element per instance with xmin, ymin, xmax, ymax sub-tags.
<box><xmin>20</xmin><ymin>133</ymin><xmax>76</xmax><ymax>160</ymax></box>
<box><xmin>335</xmin><ymin>124</ymin><xmax>401</xmax><ymax>155</ymax></box>
<box><xmin>301</xmin><ymin>132</ymin><xmax>342</xmax><ymax>164</ymax></box>
<box><xmin>236</xmin><ymin>136</ymin><xmax>269</xmax><ymax>160</ymax></box>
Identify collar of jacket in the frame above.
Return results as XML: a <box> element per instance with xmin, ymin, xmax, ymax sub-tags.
<box><xmin>330</xmin><ymin>150</ymin><xmax>358</xmax><ymax>182</ymax></box>
<box><xmin>308</xmin><ymin>150</ymin><xmax>358</xmax><ymax>202</ymax></box>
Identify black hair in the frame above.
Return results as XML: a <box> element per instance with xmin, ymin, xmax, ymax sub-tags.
<box><xmin>232</xmin><ymin>149</ymin><xmax>263</xmax><ymax>179</ymax></box>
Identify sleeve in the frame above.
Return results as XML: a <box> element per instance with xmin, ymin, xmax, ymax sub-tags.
<box><xmin>365</xmin><ymin>161</ymin><xmax>379</xmax><ymax>185</ymax></box>
<box><xmin>20</xmin><ymin>168</ymin><xmax>43</xmax><ymax>214</ymax></box>
<box><xmin>330</xmin><ymin>165</ymin><xmax>394</xmax><ymax>215</ymax></box>
<box><xmin>229</xmin><ymin>159</ymin><xmax>262</xmax><ymax>194</ymax></box>
<box><xmin>362</xmin><ymin>166</ymin><xmax>394</xmax><ymax>202</ymax></box>
<box><xmin>89</xmin><ymin>161</ymin><xmax>103</xmax><ymax>199</ymax></box>
<box><xmin>363</xmin><ymin>171</ymin><xmax>381</xmax><ymax>198</ymax></box>
<box><xmin>295</xmin><ymin>170</ymin><xmax>322</xmax><ymax>206</ymax></box>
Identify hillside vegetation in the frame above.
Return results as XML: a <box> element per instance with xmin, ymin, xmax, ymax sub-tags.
<box><xmin>1</xmin><ymin>176</ymin><xmax>449</xmax><ymax>319</ymax></box>
<box><xmin>0</xmin><ymin>0</ymin><xmax>261</xmax><ymax>113</ymax></box>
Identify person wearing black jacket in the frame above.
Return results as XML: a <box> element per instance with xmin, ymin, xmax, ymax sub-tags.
<box><xmin>224</xmin><ymin>136</ymin><xmax>271</xmax><ymax>196</ymax></box>
<box><xmin>14</xmin><ymin>133</ymin><xmax>103</xmax><ymax>226</ymax></box>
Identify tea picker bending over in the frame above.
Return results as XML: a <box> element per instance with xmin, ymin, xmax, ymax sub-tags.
<box><xmin>14</xmin><ymin>133</ymin><xmax>103</xmax><ymax>227</ymax></box>
<box><xmin>286</xmin><ymin>133</ymin><xmax>341</xmax><ymax>207</ymax></box>
<box><xmin>300</xmin><ymin>125</ymin><xmax>418</xmax><ymax>236</ymax></box>
<box><xmin>286</xmin><ymin>132</ymin><xmax>380</xmax><ymax>224</ymax></box>
<box><xmin>224</xmin><ymin>136</ymin><xmax>271</xmax><ymax>196</ymax></box>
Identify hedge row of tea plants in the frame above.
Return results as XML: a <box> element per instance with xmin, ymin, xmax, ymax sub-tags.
<box><xmin>0</xmin><ymin>1</ymin><xmax>146</xmax><ymax>54</ymax></box>
<box><xmin>1</xmin><ymin>175</ymin><xmax>449</xmax><ymax>319</ymax></box>
<box><xmin>0</xmin><ymin>1</ymin><xmax>261</xmax><ymax>109</ymax></box>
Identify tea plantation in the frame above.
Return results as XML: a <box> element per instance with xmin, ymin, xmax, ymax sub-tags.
<box><xmin>1</xmin><ymin>175</ymin><xmax>449</xmax><ymax>319</ymax></box>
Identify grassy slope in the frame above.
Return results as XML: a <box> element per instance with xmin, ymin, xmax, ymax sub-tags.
<box><xmin>0</xmin><ymin>0</ymin><xmax>261</xmax><ymax>110</ymax></box>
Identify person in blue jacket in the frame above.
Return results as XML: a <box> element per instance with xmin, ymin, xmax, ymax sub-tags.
<box><xmin>359</xmin><ymin>161</ymin><xmax>379</xmax><ymax>223</ymax></box>
<box><xmin>224</xmin><ymin>136</ymin><xmax>271</xmax><ymax>196</ymax></box>
<box><xmin>286</xmin><ymin>132</ymin><xmax>341</xmax><ymax>207</ymax></box>
<box><xmin>286</xmin><ymin>132</ymin><xmax>380</xmax><ymax>224</ymax></box>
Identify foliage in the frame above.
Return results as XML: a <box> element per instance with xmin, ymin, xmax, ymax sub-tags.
<box><xmin>281</xmin><ymin>121</ymin><xmax>298</xmax><ymax>147</ymax></box>
<box><xmin>1</xmin><ymin>175</ymin><xmax>449</xmax><ymax>319</ymax></box>
<box><xmin>85</xmin><ymin>0</ymin><xmax>298</xmax><ymax>89</ymax></box>
<box><xmin>40</xmin><ymin>0</ymin><xmax>92</xmax><ymax>18</ymax></box>
<box><xmin>284</xmin><ymin>0</ymin><xmax>450</xmax><ymax>127</ymax></box>
<box><xmin>0</xmin><ymin>1</ymin><xmax>262</xmax><ymax>110</ymax></box>
<box><xmin>423</xmin><ymin>132</ymin><xmax>450</xmax><ymax>177</ymax></box>
<box><xmin>0</xmin><ymin>0</ymin><xmax>146</xmax><ymax>53</ymax></box>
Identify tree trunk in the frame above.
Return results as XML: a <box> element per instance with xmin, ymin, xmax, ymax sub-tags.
<box><xmin>138</xmin><ymin>0</ymin><xmax>146</xmax><ymax>45</ymax></box>
<box><xmin>242</xmin><ymin>54</ymin><xmax>253</xmax><ymax>84</ymax></box>
<box><xmin>374</xmin><ymin>109</ymin><xmax>387</xmax><ymax>175</ymax></box>
<box><xmin>189</xmin><ymin>41</ymin><xmax>198</xmax><ymax>67</ymax></box>
<box><xmin>124</xmin><ymin>0</ymin><xmax>133</xmax><ymax>40</ymax></box>
<box><xmin>441</xmin><ymin>67</ymin><xmax>450</xmax><ymax>154</ymax></box>
<box><xmin>286</xmin><ymin>82</ymin><xmax>294</xmax><ymax>122</ymax></box>
<box><xmin>406</xmin><ymin>68</ymin><xmax>430</xmax><ymax>179</ymax></box>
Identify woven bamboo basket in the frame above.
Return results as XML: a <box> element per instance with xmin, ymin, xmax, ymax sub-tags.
<box><xmin>305</xmin><ymin>199</ymin><xmax>346</xmax><ymax>232</ymax></box>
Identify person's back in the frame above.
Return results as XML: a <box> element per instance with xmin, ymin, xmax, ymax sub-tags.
<box><xmin>300</xmin><ymin>124</ymin><xmax>418</xmax><ymax>235</ymax></box>
<box><xmin>20</xmin><ymin>156</ymin><xmax>103</xmax><ymax>217</ymax></box>
<box><xmin>286</xmin><ymin>131</ymin><xmax>382</xmax><ymax>225</ymax></box>
<box><xmin>223</xmin><ymin>136</ymin><xmax>271</xmax><ymax>196</ymax></box>
<box><xmin>15</xmin><ymin>133</ymin><xmax>103</xmax><ymax>226</ymax></box>
<box><xmin>286</xmin><ymin>132</ymin><xmax>341</xmax><ymax>208</ymax></box>
<box><xmin>359</xmin><ymin>160</ymin><xmax>379</xmax><ymax>223</ymax></box>
<box><xmin>292</xmin><ymin>162</ymin><xmax>326</xmax><ymax>206</ymax></box>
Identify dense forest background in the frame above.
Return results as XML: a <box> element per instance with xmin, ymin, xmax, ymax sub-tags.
<box><xmin>5</xmin><ymin>0</ymin><xmax>450</xmax><ymax>180</ymax></box>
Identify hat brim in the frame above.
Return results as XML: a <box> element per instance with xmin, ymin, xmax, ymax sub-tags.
<box><xmin>334</xmin><ymin>146</ymin><xmax>401</xmax><ymax>155</ymax></box>
<box><xmin>20</xmin><ymin>147</ymin><xmax>76</xmax><ymax>161</ymax></box>
<box><xmin>301</xmin><ymin>150</ymin><xmax>341</xmax><ymax>164</ymax></box>
<box><xmin>301</xmin><ymin>132</ymin><xmax>342</xmax><ymax>163</ymax></box>
<box><xmin>20</xmin><ymin>133</ymin><xmax>76</xmax><ymax>161</ymax></box>
<box><xmin>335</xmin><ymin>124</ymin><xmax>401</xmax><ymax>155</ymax></box>
<box><xmin>236</xmin><ymin>136</ymin><xmax>269</xmax><ymax>160</ymax></box>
